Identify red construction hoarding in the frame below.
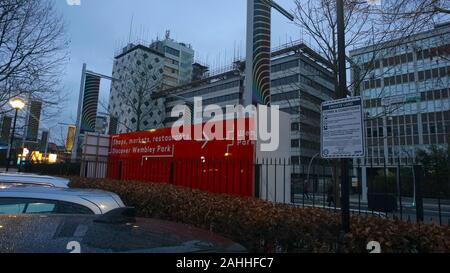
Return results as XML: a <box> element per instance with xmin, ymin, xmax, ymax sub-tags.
<box><xmin>107</xmin><ymin>118</ymin><xmax>256</xmax><ymax>197</ymax></box>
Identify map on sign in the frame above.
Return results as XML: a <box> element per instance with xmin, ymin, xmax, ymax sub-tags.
<box><xmin>321</xmin><ymin>97</ymin><xmax>365</xmax><ymax>159</ymax></box>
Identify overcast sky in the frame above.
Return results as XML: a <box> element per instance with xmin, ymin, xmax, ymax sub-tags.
<box><xmin>47</xmin><ymin>0</ymin><xmax>304</xmax><ymax>144</ymax></box>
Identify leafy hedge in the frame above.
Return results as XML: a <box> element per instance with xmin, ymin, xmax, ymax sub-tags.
<box><xmin>69</xmin><ymin>177</ymin><xmax>450</xmax><ymax>253</ymax></box>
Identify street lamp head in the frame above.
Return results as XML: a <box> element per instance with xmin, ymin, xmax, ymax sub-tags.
<box><xmin>9</xmin><ymin>98</ymin><xmax>25</xmax><ymax>110</ymax></box>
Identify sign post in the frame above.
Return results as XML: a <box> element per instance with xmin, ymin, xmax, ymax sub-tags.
<box><xmin>321</xmin><ymin>95</ymin><xmax>365</xmax><ymax>235</ymax></box>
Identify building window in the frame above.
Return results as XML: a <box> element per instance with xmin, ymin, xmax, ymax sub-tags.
<box><xmin>271</xmin><ymin>60</ymin><xmax>298</xmax><ymax>73</ymax></box>
<box><xmin>165</xmin><ymin>46</ymin><xmax>180</xmax><ymax>57</ymax></box>
<box><xmin>272</xmin><ymin>90</ymin><xmax>298</xmax><ymax>102</ymax></box>
<box><xmin>271</xmin><ymin>74</ymin><xmax>299</xmax><ymax>87</ymax></box>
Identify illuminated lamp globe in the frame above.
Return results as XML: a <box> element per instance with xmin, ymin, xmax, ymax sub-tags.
<box><xmin>9</xmin><ymin>98</ymin><xmax>25</xmax><ymax>110</ymax></box>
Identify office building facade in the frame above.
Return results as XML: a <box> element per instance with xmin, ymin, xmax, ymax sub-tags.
<box><xmin>156</xmin><ymin>42</ymin><xmax>336</xmax><ymax>186</ymax></box>
<box><xmin>350</xmin><ymin>22</ymin><xmax>450</xmax><ymax>167</ymax></box>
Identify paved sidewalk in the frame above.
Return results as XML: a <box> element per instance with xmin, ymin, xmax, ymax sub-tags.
<box><xmin>293</xmin><ymin>194</ymin><xmax>450</xmax><ymax>209</ymax></box>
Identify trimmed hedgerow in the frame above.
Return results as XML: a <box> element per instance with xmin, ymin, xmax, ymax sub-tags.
<box><xmin>69</xmin><ymin>177</ymin><xmax>450</xmax><ymax>253</ymax></box>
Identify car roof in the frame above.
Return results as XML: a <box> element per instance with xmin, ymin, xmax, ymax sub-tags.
<box><xmin>0</xmin><ymin>187</ymin><xmax>124</xmax><ymax>214</ymax></box>
<box><xmin>0</xmin><ymin>173</ymin><xmax>69</xmax><ymax>188</ymax></box>
<box><xmin>0</xmin><ymin>214</ymin><xmax>246</xmax><ymax>253</ymax></box>
<box><xmin>0</xmin><ymin>186</ymin><xmax>116</xmax><ymax>197</ymax></box>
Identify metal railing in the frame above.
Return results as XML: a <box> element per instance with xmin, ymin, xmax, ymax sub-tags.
<box><xmin>77</xmin><ymin>157</ymin><xmax>450</xmax><ymax>227</ymax></box>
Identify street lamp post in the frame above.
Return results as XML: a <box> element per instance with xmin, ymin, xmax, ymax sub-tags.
<box><xmin>6</xmin><ymin>98</ymin><xmax>25</xmax><ymax>172</ymax></box>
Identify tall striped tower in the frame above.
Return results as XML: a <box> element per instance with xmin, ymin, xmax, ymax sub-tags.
<box><xmin>245</xmin><ymin>0</ymin><xmax>294</xmax><ymax>106</ymax></box>
<box><xmin>81</xmin><ymin>74</ymin><xmax>101</xmax><ymax>133</ymax></box>
<box><xmin>245</xmin><ymin>0</ymin><xmax>272</xmax><ymax>106</ymax></box>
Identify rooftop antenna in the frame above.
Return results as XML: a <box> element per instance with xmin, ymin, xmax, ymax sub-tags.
<box><xmin>233</xmin><ymin>40</ymin><xmax>236</xmax><ymax>61</ymax></box>
<box><xmin>165</xmin><ymin>30</ymin><xmax>170</xmax><ymax>40</ymax></box>
<box><xmin>240</xmin><ymin>40</ymin><xmax>243</xmax><ymax>59</ymax></box>
<box><xmin>128</xmin><ymin>14</ymin><xmax>134</xmax><ymax>43</ymax></box>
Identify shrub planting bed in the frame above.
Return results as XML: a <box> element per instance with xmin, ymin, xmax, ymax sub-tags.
<box><xmin>70</xmin><ymin>177</ymin><xmax>450</xmax><ymax>253</ymax></box>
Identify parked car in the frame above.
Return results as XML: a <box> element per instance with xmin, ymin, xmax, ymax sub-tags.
<box><xmin>0</xmin><ymin>208</ymin><xmax>246</xmax><ymax>253</ymax></box>
<box><xmin>0</xmin><ymin>187</ymin><xmax>125</xmax><ymax>215</ymax></box>
<box><xmin>0</xmin><ymin>173</ymin><xmax>70</xmax><ymax>188</ymax></box>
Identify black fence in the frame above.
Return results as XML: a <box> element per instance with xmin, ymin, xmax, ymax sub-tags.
<box><xmin>20</xmin><ymin>162</ymin><xmax>81</xmax><ymax>177</ymax></box>
<box><xmin>75</xmin><ymin>157</ymin><xmax>450</xmax><ymax>227</ymax></box>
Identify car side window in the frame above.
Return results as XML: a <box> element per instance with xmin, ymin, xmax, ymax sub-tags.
<box><xmin>0</xmin><ymin>198</ymin><xmax>94</xmax><ymax>215</ymax></box>
<box><xmin>26</xmin><ymin>202</ymin><xmax>56</xmax><ymax>214</ymax></box>
<box><xmin>0</xmin><ymin>199</ymin><xmax>26</xmax><ymax>214</ymax></box>
<box><xmin>0</xmin><ymin>198</ymin><xmax>56</xmax><ymax>214</ymax></box>
<box><xmin>56</xmin><ymin>201</ymin><xmax>94</xmax><ymax>215</ymax></box>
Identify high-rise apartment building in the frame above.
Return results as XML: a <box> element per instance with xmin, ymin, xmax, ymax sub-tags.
<box><xmin>108</xmin><ymin>33</ymin><xmax>195</xmax><ymax>134</ymax></box>
<box><xmin>149</xmin><ymin>31</ymin><xmax>195</xmax><ymax>89</ymax></box>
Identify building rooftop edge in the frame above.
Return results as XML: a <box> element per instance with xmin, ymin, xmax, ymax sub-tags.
<box><xmin>349</xmin><ymin>21</ymin><xmax>450</xmax><ymax>57</ymax></box>
<box><xmin>114</xmin><ymin>44</ymin><xmax>165</xmax><ymax>59</ymax></box>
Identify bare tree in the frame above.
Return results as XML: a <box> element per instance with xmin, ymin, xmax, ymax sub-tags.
<box><xmin>0</xmin><ymin>0</ymin><xmax>68</xmax><ymax>115</ymax></box>
<box><xmin>292</xmin><ymin>0</ymin><xmax>449</xmax><ymax>94</ymax></box>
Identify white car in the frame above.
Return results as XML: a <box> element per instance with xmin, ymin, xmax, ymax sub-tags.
<box><xmin>0</xmin><ymin>187</ymin><xmax>125</xmax><ymax>215</ymax></box>
<box><xmin>0</xmin><ymin>173</ymin><xmax>70</xmax><ymax>188</ymax></box>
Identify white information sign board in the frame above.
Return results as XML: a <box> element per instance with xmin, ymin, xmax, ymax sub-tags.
<box><xmin>321</xmin><ymin>97</ymin><xmax>365</xmax><ymax>159</ymax></box>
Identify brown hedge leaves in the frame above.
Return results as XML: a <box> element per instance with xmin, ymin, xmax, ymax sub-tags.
<box><xmin>70</xmin><ymin>177</ymin><xmax>450</xmax><ymax>253</ymax></box>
